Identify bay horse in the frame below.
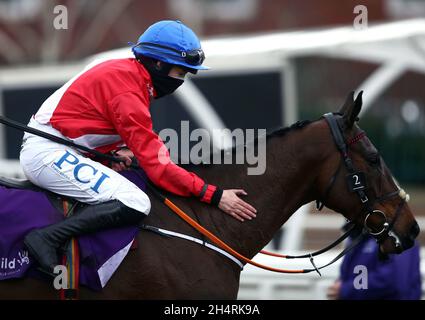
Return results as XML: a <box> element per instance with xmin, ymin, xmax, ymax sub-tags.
<box><xmin>0</xmin><ymin>91</ymin><xmax>419</xmax><ymax>299</ymax></box>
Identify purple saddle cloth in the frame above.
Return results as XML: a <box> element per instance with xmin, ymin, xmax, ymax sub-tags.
<box><xmin>0</xmin><ymin>170</ymin><xmax>146</xmax><ymax>291</ymax></box>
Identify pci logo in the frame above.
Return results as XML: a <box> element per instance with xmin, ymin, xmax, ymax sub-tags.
<box><xmin>52</xmin><ymin>150</ymin><xmax>111</xmax><ymax>194</ymax></box>
<box><xmin>0</xmin><ymin>250</ymin><xmax>30</xmax><ymax>276</ymax></box>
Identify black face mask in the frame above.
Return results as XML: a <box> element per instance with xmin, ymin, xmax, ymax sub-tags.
<box><xmin>150</xmin><ymin>72</ymin><xmax>184</xmax><ymax>99</ymax></box>
<box><xmin>138</xmin><ymin>56</ymin><xmax>184</xmax><ymax>99</ymax></box>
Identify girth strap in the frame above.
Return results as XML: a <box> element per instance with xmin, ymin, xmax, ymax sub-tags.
<box><xmin>140</xmin><ymin>224</ymin><xmax>244</xmax><ymax>269</ymax></box>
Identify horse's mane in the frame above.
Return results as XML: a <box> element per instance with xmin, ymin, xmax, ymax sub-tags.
<box><xmin>179</xmin><ymin>119</ymin><xmax>312</xmax><ymax>168</ymax></box>
<box><xmin>265</xmin><ymin>120</ymin><xmax>312</xmax><ymax>140</ymax></box>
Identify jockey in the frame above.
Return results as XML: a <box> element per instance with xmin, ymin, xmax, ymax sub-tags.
<box><xmin>20</xmin><ymin>20</ymin><xmax>257</xmax><ymax>274</ymax></box>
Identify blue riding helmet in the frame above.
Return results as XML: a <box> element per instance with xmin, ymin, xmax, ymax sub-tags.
<box><xmin>132</xmin><ymin>20</ymin><xmax>210</xmax><ymax>71</ymax></box>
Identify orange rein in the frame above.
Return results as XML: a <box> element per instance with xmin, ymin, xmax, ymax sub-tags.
<box><xmin>164</xmin><ymin>198</ymin><xmax>306</xmax><ymax>274</ymax></box>
<box><xmin>0</xmin><ymin>115</ymin><xmax>305</xmax><ymax>273</ymax></box>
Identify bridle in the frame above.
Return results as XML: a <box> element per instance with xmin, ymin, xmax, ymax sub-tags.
<box><xmin>317</xmin><ymin>113</ymin><xmax>408</xmax><ymax>250</ymax></box>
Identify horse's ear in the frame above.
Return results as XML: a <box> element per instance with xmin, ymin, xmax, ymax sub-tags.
<box><xmin>342</xmin><ymin>91</ymin><xmax>363</xmax><ymax>128</ymax></box>
<box><xmin>338</xmin><ymin>91</ymin><xmax>355</xmax><ymax>115</ymax></box>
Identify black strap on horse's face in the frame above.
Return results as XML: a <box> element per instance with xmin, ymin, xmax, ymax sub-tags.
<box><xmin>323</xmin><ymin>113</ymin><xmax>370</xmax><ymax>203</ymax></box>
<box><xmin>319</xmin><ymin>113</ymin><xmax>405</xmax><ymax>248</ymax></box>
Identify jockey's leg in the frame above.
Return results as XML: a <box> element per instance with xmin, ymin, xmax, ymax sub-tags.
<box><xmin>23</xmin><ymin>200</ymin><xmax>142</xmax><ymax>274</ymax></box>
<box><xmin>19</xmin><ymin>135</ymin><xmax>150</xmax><ymax>274</ymax></box>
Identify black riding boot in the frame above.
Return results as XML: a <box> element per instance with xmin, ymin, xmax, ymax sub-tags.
<box><xmin>23</xmin><ymin>200</ymin><xmax>145</xmax><ymax>275</ymax></box>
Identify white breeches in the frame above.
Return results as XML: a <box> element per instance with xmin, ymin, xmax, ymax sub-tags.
<box><xmin>19</xmin><ymin>120</ymin><xmax>150</xmax><ymax>215</ymax></box>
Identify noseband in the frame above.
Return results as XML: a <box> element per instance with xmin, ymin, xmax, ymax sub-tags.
<box><xmin>317</xmin><ymin>113</ymin><xmax>408</xmax><ymax>248</ymax></box>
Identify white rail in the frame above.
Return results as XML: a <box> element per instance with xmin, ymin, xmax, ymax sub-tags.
<box><xmin>0</xmin><ymin>159</ymin><xmax>24</xmax><ymax>178</ymax></box>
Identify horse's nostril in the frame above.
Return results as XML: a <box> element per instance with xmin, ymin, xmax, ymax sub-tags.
<box><xmin>402</xmin><ymin>238</ymin><xmax>414</xmax><ymax>250</ymax></box>
<box><xmin>400</xmin><ymin>223</ymin><xmax>420</xmax><ymax>250</ymax></box>
<box><xmin>410</xmin><ymin>222</ymin><xmax>420</xmax><ymax>240</ymax></box>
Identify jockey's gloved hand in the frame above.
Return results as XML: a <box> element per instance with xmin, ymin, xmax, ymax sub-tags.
<box><xmin>111</xmin><ymin>148</ymin><xmax>135</xmax><ymax>172</ymax></box>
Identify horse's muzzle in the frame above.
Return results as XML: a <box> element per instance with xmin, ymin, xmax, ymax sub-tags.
<box><xmin>378</xmin><ymin>221</ymin><xmax>419</xmax><ymax>255</ymax></box>
<box><xmin>401</xmin><ymin>221</ymin><xmax>420</xmax><ymax>250</ymax></box>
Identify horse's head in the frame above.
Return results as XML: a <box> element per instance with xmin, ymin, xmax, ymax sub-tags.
<box><xmin>316</xmin><ymin>91</ymin><xmax>419</xmax><ymax>255</ymax></box>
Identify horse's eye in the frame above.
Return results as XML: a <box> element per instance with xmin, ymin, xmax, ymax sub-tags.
<box><xmin>367</xmin><ymin>154</ymin><xmax>380</xmax><ymax>166</ymax></box>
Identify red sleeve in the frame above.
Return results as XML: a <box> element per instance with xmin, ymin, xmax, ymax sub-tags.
<box><xmin>108</xmin><ymin>91</ymin><xmax>217</xmax><ymax>201</ymax></box>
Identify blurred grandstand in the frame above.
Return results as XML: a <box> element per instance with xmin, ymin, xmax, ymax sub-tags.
<box><xmin>0</xmin><ymin>0</ymin><xmax>424</xmax><ymax>299</ymax></box>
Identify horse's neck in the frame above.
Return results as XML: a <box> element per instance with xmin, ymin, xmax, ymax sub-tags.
<box><xmin>194</xmin><ymin>128</ymin><xmax>321</xmax><ymax>259</ymax></box>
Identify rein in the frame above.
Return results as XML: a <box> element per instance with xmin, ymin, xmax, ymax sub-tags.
<box><xmin>0</xmin><ymin>114</ymin><xmax>399</xmax><ymax>275</ymax></box>
<box><xmin>0</xmin><ymin>115</ymin><xmax>320</xmax><ymax>273</ymax></box>
<box><xmin>317</xmin><ymin>113</ymin><xmax>408</xmax><ymax>248</ymax></box>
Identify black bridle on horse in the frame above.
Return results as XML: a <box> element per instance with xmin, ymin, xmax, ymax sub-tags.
<box><xmin>316</xmin><ymin>113</ymin><xmax>407</xmax><ymax>250</ymax></box>
<box><xmin>276</xmin><ymin>113</ymin><xmax>408</xmax><ymax>274</ymax></box>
